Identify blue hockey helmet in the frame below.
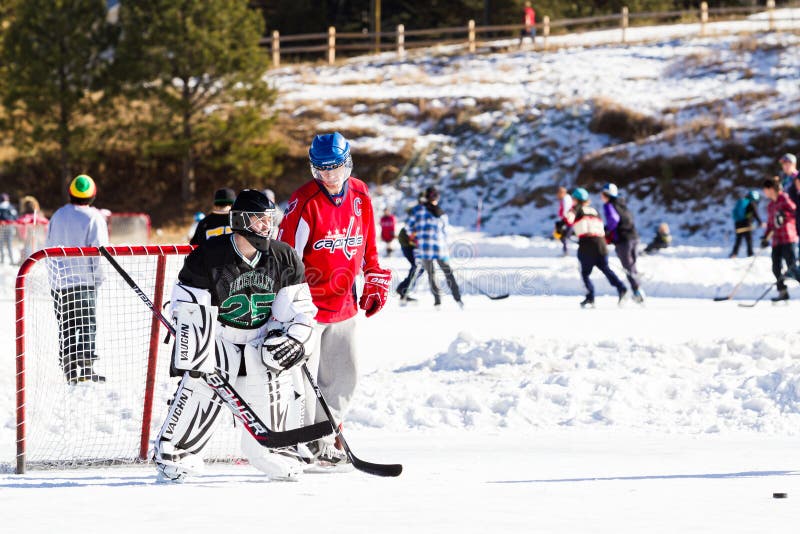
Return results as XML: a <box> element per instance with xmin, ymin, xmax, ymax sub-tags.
<box><xmin>747</xmin><ymin>190</ymin><xmax>760</xmax><ymax>202</ymax></box>
<box><xmin>571</xmin><ymin>187</ymin><xmax>589</xmax><ymax>202</ymax></box>
<box><xmin>309</xmin><ymin>132</ymin><xmax>352</xmax><ymax>170</ymax></box>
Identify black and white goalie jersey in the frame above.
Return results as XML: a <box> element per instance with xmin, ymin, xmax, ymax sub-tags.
<box><xmin>179</xmin><ymin>236</ymin><xmax>305</xmax><ymax>330</ymax></box>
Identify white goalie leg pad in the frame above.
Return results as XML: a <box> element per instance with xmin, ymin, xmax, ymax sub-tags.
<box><xmin>172</xmin><ymin>301</ymin><xmax>217</xmax><ymax>374</ymax></box>
<box><xmin>237</xmin><ymin>343</ymin><xmax>306</xmax><ymax>480</ymax></box>
<box><xmin>170</xmin><ymin>283</ymin><xmax>216</xmax><ymax>374</ymax></box>
<box><xmin>154</xmin><ymin>338</ymin><xmax>242</xmax><ymax>481</ymax></box>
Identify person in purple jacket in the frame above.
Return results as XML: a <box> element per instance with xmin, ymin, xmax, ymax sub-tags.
<box><xmin>601</xmin><ymin>183</ymin><xmax>645</xmax><ymax>304</ymax></box>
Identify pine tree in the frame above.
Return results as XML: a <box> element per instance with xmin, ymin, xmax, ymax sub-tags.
<box><xmin>115</xmin><ymin>0</ymin><xmax>277</xmax><ymax>202</ymax></box>
<box><xmin>1</xmin><ymin>0</ymin><xmax>118</xmax><ymax>196</ymax></box>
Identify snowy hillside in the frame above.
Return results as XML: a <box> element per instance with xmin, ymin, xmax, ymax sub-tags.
<box><xmin>270</xmin><ymin>11</ymin><xmax>800</xmax><ymax>243</ymax></box>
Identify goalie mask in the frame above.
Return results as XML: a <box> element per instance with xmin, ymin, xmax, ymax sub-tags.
<box><xmin>230</xmin><ymin>189</ymin><xmax>276</xmax><ymax>251</ymax></box>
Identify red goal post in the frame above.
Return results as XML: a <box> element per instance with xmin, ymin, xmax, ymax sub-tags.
<box><xmin>8</xmin><ymin>245</ymin><xmax>241</xmax><ymax>474</ymax></box>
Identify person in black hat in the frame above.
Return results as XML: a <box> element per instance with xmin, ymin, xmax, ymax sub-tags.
<box><xmin>190</xmin><ymin>187</ymin><xmax>236</xmax><ymax>246</ymax></box>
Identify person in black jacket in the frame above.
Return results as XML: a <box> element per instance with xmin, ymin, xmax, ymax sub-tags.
<box><xmin>601</xmin><ymin>183</ymin><xmax>644</xmax><ymax>304</ymax></box>
<box><xmin>190</xmin><ymin>187</ymin><xmax>235</xmax><ymax>246</ymax></box>
<box><xmin>567</xmin><ymin>188</ymin><xmax>627</xmax><ymax>308</ymax></box>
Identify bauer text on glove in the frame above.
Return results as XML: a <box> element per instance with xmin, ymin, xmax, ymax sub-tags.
<box><xmin>359</xmin><ymin>269</ymin><xmax>391</xmax><ymax>317</ymax></box>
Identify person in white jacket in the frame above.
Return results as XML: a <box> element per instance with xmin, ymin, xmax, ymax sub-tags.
<box><xmin>45</xmin><ymin>174</ymin><xmax>109</xmax><ymax>384</ymax></box>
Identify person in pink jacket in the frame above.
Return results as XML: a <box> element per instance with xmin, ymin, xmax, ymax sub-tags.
<box><xmin>761</xmin><ymin>176</ymin><xmax>799</xmax><ymax>302</ymax></box>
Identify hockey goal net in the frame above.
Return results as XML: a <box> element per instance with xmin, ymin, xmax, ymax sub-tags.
<box><xmin>6</xmin><ymin>245</ymin><xmax>242</xmax><ymax>474</ymax></box>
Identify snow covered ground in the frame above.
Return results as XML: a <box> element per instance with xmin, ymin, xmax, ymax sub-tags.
<box><xmin>1</xmin><ymin>231</ymin><xmax>799</xmax><ymax>533</ymax></box>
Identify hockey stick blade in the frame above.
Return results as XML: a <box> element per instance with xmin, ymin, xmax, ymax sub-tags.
<box><xmin>350</xmin><ymin>456</ymin><xmax>403</xmax><ymax>477</ymax></box>
<box><xmin>98</xmin><ymin>246</ymin><xmax>332</xmax><ymax>449</ymax></box>
<box><xmin>738</xmin><ymin>284</ymin><xmax>774</xmax><ymax>308</ymax></box>
<box><xmin>462</xmin><ymin>279</ymin><xmax>510</xmax><ymax>301</ymax></box>
<box><xmin>301</xmin><ymin>364</ymin><xmax>402</xmax><ymax>477</ymax></box>
<box><xmin>715</xmin><ymin>252</ymin><xmax>763</xmax><ymax>302</ymax></box>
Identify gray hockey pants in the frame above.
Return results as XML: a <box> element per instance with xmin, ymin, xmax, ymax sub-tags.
<box><xmin>304</xmin><ymin>316</ymin><xmax>358</xmax><ymax>426</ymax></box>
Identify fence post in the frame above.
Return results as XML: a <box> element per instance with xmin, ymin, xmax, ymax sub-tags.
<box><xmin>468</xmin><ymin>19</ymin><xmax>476</xmax><ymax>53</ymax></box>
<box><xmin>271</xmin><ymin>30</ymin><xmax>280</xmax><ymax>68</ymax></box>
<box><xmin>397</xmin><ymin>24</ymin><xmax>405</xmax><ymax>58</ymax></box>
<box><xmin>767</xmin><ymin>0</ymin><xmax>775</xmax><ymax>31</ymax></box>
<box><xmin>328</xmin><ymin>26</ymin><xmax>336</xmax><ymax>65</ymax></box>
<box><xmin>700</xmin><ymin>2</ymin><xmax>708</xmax><ymax>37</ymax></box>
<box><xmin>621</xmin><ymin>6</ymin><xmax>629</xmax><ymax>44</ymax></box>
<box><xmin>543</xmin><ymin>16</ymin><xmax>550</xmax><ymax>50</ymax></box>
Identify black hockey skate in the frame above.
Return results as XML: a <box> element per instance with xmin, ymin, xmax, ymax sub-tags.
<box><xmin>617</xmin><ymin>287</ymin><xmax>628</xmax><ymax>307</ymax></box>
<box><xmin>771</xmin><ymin>289</ymin><xmax>790</xmax><ymax>304</ymax></box>
<box><xmin>580</xmin><ymin>296</ymin><xmax>595</xmax><ymax>309</ymax></box>
<box><xmin>64</xmin><ymin>361</ymin><xmax>106</xmax><ymax>384</ymax></box>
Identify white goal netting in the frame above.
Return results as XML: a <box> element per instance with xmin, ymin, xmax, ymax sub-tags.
<box><xmin>5</xmin><ymin>246</ymin><xmax>242</xmax><ymax>474</ymax></box>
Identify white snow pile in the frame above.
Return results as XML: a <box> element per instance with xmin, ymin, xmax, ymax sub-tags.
<box><xmin>348</xmin><ymin>331</ymin><xmax>800</xmax><ymax>435</ymax></box>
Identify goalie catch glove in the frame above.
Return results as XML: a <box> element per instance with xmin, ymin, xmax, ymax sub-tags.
<box><xmin>261</xmin><ymin>283</ymin><xmax>317</xmax><ymax>371</ymax></box>
<box><xmin>262</xmin><ymin>331</ymin><xmax>306</xmax><ymax>370</ymax></box>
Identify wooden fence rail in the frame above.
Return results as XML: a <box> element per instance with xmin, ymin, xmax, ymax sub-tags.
<box><xmin>263</xmin><ymin>1</ymin><xmax>797</xmax><ymax>67</ymax></box>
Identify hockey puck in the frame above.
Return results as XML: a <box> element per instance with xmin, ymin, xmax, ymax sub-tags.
<box><xmin>773</xmin><ymin>492</ymin><xmax>788</xmax><ymax>499</ymax></box>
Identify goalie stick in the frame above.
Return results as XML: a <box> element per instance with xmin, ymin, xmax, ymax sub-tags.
<box><xmin>301</xmin><ymin>364</ymin><xmax>403</xmax><ymax>477</ymax></box>
<box><xmin>98</xmin><ymin>246</ymin><xmax>332</xmax><ymax>449</ymax></box>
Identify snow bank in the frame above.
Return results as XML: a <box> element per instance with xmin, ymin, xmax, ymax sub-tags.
<box><xmin>349</xmin><ymin>331</ymin><xmax>800</xmax><ymax>435</ymax></box>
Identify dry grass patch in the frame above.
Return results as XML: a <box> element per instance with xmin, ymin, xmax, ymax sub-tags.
<box><xmin>589</xmin><ymin>98</ymin><xmax>665</xmax><ymax>142</ymax></box>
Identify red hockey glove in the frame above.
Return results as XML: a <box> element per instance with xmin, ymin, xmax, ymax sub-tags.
<box><xmin>359</xmin><ymin>268</ymin><xmax>392</xmax><ymax>318</ymax></box>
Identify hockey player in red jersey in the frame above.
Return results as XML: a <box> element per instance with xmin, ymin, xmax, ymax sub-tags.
<box><xmin>278</xmin><ymin>132</ymin><xmax>391</xmax><ymax>469</ymax></box>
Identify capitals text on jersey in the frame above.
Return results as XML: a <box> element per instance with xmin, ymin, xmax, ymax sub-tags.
<box><xmin>312</xmin><ymin>216</ymin><xmax>364</xmax><ymax>259</ymax></box>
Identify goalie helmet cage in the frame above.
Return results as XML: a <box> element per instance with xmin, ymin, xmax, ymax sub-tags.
<box><xmin>8</xmin><ymin>245</ymin><xmax>243</xmax><ymax>474</ymax></box>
